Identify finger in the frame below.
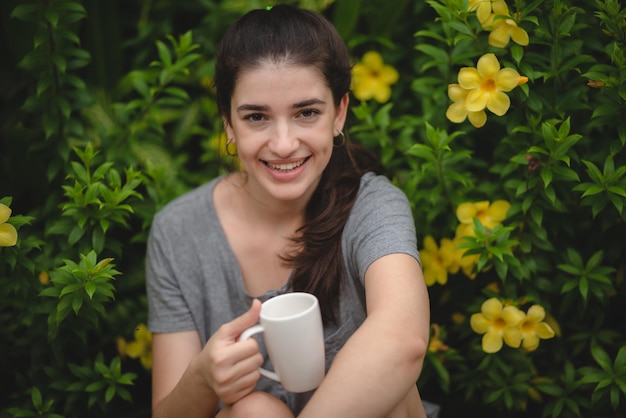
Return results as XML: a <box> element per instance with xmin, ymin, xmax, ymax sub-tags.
<box><xmin>215</xmin><ymin>364</ymin><xmax>261</xmax><ymax>404</ymax></box>
<box><xmin>221</xmin><ymin>299</ymin><xmax>262</xmax><ymax>340</ymax></box>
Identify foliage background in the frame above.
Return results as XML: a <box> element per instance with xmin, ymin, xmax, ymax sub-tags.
<box><xmin>0</xmin><ymin>0</ymin><xmax>624</xmax><ymax>417</ymax></box>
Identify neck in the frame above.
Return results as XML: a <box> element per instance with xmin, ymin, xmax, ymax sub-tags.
<box><xmin>224</xmin><ymin>172</ymin><xmax>309</xmax><ymax>230</ymax></box>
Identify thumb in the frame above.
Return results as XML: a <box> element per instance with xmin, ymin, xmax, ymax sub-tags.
<box><xmin>223</xmin><ymin>299</ymin><xmax>262</xmax><ymax>340</ymax></box>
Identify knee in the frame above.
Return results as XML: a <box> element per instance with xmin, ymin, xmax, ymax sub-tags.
<box><xmin>228</xmin><ymin>391</ymin><xmax>294</xmax><ymax>418</ymax></box>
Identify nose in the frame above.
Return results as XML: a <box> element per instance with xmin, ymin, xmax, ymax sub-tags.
<box><xmin>268</xmin><ymin>121</ymin><xmax>298</xmax><ymax>157</ymax></box>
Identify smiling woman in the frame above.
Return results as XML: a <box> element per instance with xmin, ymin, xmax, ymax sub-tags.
<box><xmin>146</xmin><ymin>5</ymin><xmax>431</xmax><ymax>418</ymax></box>
<box><xmin>225</xmin><ymin>64</ymin><xmax>344</xmax><ymax>198</ymax></box>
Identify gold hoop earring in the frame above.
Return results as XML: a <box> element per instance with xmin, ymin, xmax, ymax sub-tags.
<box><xmin>333</xmin><ymin>129</ymin><xmax>345</xmax><ymax>147</ymax></box>
<box><xmin>225</xmin><ymin>137</ymin><xmax>238</xmax><ymax>156</ymax></box>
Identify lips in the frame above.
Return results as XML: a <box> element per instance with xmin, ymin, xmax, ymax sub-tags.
<box><xmin>264</xmin><ymin>157</ymin><xmax>309</xmax><ymax>171</ymax></box>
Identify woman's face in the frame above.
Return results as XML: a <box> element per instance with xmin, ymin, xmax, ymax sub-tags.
<box><xmin>225</xmin><ymin>62</ymin><xmax>348</xmax><ymax>206</ymax></box>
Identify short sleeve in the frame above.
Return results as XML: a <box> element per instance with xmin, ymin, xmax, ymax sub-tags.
<box><xmin>343</xmin><ymin>174</ymin><xmax>420</xmax><ymax>282</ymax></box>
<box><xmin>146</xmin><ymin>217</ymin><xmax>196</xmax><ymax>333</ymax></box>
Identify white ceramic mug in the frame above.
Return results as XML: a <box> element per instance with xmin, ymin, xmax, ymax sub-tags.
<box><xmin>240</xmin><ymin>292</ymin><xmax>325</xmax><ymax>393</ymax></box>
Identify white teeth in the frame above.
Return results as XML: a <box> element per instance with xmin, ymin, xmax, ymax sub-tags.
<box><xmin>267</xmin><ymin>159</ymin><xmax>305</xmax><ymax>171</ymax></box>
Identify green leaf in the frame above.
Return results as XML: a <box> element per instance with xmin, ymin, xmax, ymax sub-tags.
<box><xmin>591</xmin><ymin>345</ymin><xmax>613</xmax><ymax>372</ymax></box>
<box><xmin>31</xmin><ymin>387</ymin><xmax>42</xmax><ymax>409</ymax></box>
<box><xmin>580</xmin><ymin>184</ymin><xmax>604</xmax><ymax>197</ymax></box>
<box><xmin>59</xmin><ymin>283</ymin><xmax>84</xmax><ymax>297</ymax></box>
<box><xmin>71</xmin><ymin>294</ymin><xmax>83</xmax><ymax>315</ymax></box>
<box><xmin>85</xmin><ymin>281</ymin><xmax>97</xmax><ymax>299</ymax></box>
<box><xmin>540</xmin><ymin>168</ymin><xmax>553</xmax><ymax>188</ymax></box>
<box><xmin>105</xmin><ymin>385</ymin><xmax>116</xmax><ymax>403</ymax></box>
<box><xmin>86</xmin><ymin>381</ymin><xmax>105</xmax><ymax>392</ymax></box>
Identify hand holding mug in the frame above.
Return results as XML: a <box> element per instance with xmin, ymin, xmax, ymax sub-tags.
<box><xmin>203</xmin><ymin>299</ymin><xmax>264</xmax><ymax>404</ymax></box>
<box><xmin>240</xmin><ymin>292</ymin><xmax>326</xmax><ymax>393</ymax></box>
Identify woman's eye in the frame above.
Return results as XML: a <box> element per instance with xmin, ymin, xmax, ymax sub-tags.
<box><xmin>300</xmin><ymin>109</ymin><xmax>319</xmax><ymax>118</ymax></box>
<box><xmin>245</xmin><ymin>113</ymin><xmax>265</xmax><ymax>122</ymax></box>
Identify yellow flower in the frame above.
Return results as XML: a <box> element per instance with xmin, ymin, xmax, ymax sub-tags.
<box><xmin>428</xmin><ymin>324</ymin><xmax>449</xmax><ymax>353</ymax></box>
<box><xmin>352</xmin><ymin>51</ymin><xmax>399</xmax><ymax>103</ymax></box>
<box><xmin>0</xmin><ymin>203</ymin><xmax>18</xmax><ymax>247</ymax></box>
<box><xmin>456</xmin><ymin>200</ymin><xmax>511</xmax><ymax>231</ymax></box>
<box><xmin>520</xmin><ymin>305</ymin><xmax>556</xmax><ymax>351</ymax></box>
<box><xmin>458</xmin><ymin>53</ymin><xmax>525</xmax><ymax>116</ymax></box>
<box><xmin>204</xmin><ymin>132</ymin><xmax>242</xmax><ymax>169</ymax></box>
<box><xmin>475</xmin><ymin>0</ymin><xmax>509</xmax><ymax>27</ymax></box>
<box><xmin>440</xmin><ymin>237</ymin><xmax>462</xmax><ymax>275</ymax></box>
<box><xmin>470</xmin><ymin>298</ymin><xmax>524</xmax><ymax>353</ymax></box>
<box><xmin>123</xmin><ymin>324</ymin><xmax>153</xmax><ymax>370</ymax></box>
<box><xmin>445</xmin><ymin>84</ymin><xmax>488</xmax><ymax>128</ymax></box>
<box><xmin>420</xmin><ymin>236</ymin><xmax>449</xmax><ymax>286</ymax></box>
<box><xmin>452</xmin><ymin>233</ymin><xmax>480</xmax><ymax>278</ymax></box>
<box><xmin>489</xmin><ymin>18</ymin><xmax>529</xmax><ymax>48</ymax></box>
<box><xmin>468</xmin><ymin>0</ymin><xmax>499</xmax><ymax>26</ymax></box>
<box><xmin>38</xmin><ymin>271</ymin><xmax>50</xmax><ymax>285</ymax></box>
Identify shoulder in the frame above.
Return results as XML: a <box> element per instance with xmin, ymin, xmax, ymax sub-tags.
<box><xmin>353</xmin><ymin>172</ymin><xmax>410</xmax><ymax>210</ymax></box>
<box><xmin>347</xmin><ymin>171</ymin><xmax>415</xmax><ymax>235</ymax></box>
<box><xmin>153</xmin><ymin>176</ymin><xmax>223</xmax><ymax>225</ymax></box>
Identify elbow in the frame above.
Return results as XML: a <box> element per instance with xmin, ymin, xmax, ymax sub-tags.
<box><xmin>397</xmin><ymin>331</ymin><xmax>428</xmax><ymax>378</ymax></box>
<box><xmin>408</xmin><ymin>334</ymin><xmax>428</xmax><ymax>371</ymax></box>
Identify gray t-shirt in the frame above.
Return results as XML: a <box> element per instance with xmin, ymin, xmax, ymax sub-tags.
<box><xmin>146</xmin><ymin>171</ymin><xmax>420</xmax><ymax>413</ymax></box>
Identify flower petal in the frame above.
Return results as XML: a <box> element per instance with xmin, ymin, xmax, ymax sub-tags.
<box><xmin>476</xmin><ymin>3</ymin><xmax>493</xmax><ymax>25</ymax></box>
<box><xmin>492</xmin><ymin>0</ymin><xmax>510</xmax><ymax>15</ymax></box>
<box><xmin>488</xmin><ymin>200</ymin><xmax>511</xmax><ymax>221</ymax></box>
<box><xmin>448</xmin><ymin>84</ymin><xmax>468</xmax><ymax>102</ymax></box>
<box><xmin>0</xmin><ymin>223</ymin><xmax>18</xmax><ymax>247</ymax></box>
<box><xmin>458</xmin><ymin>68</ymin><xmax>482</xmax><ymax>89</ymax></box>
<box><xmin>380</xmin><ymin>66</ymin><xmax>399</xmax><ymax>84</ymax></box>
<box><xmin>522</xmin><ymin>334</ymin><xmax>540</xmax><ymax>351</ymax></box>
<box><xmin>140</xmin><ymin>353</ymin><xmax>153</xmax><ymax>370</ymax></box>
<box><xmin>470</xmin><ymin>313</ymin><xmax>491</xmax><ymax>333</ymax></box>
<box><xmin>466</xmin><ymin>89</ymin><xmax>489</xmax><ymax>112</ymax></box>
<box><xmin>468</xmin><ymin>111</ymin><xmax>487</xmax><ymax>128</ymax></box>
<box><xmin>488</xmin><ymin>25</ymin><xmax>511</xmax><ymax>48</ymax></box>
<box><xmin>496</xmin><ymin>68</ymin><xmax>523</xmax><ymax>91</ymax></box>
<box><xmin>373</xmin><ymin>85</ymin><xmax>392</xmax><ymax>103</ymax></box>
<box><xmin>502</xmin><ymin>305</ymin><xmax>525</xmax><ymax>326</ymax></box>
<box><xmin>456</xmin><ymin>202</ymin><xmax>477</xmax><ymax>224</ymax></box>
<box><xmin>503</xmin><ymin>326</ymin><xmax>523</xmax><ymax>348</ymax></box>
<box><xmin>511</xmin><ymin>26</ymin><xmax>530</xmax><ymax>46</ymax></box>
<box><xmin>434</xmin><ymin>265</ymin><xmax>448</xmax><ymax>285</ymax></box>
<box><xmin>487</xmin><ymin>91</ymin><xmax>511</xmax><ymax>116</ymax></box>
<box><xmin>482</xmin><ymin>298</ymin><xmax>503</xmax><ymax>320</ymax></box>
<box><xmin>363</xmin><ymin>51</ymin><xmax>383</xmax><ymax>70</ymax></box>
<box><xmin>423</xmin><ymin>235</ymin><xmax>438</xmax><ymax>251</ymax></box>
<box><xmin>455</xmin><ymin>223</ymin><xmax>475</xmax><ymax>239</ymax></box>
<box><xmin>483</xmin><ymin>330</ymin><xmax>504</xmax><ymax>353</ymax></box>
<box><xmin>446</xmin><ymin>102</ymin><xmax>469</xmax><ymax>123</ymax></box>
<box><xmin>477</xmin><ymin>53</ymin><xmax>501</xmax><ymax>78</ymax></box>
<box><xmin>526</xmin><ymin>305</ymin><xmax>546</xmax><ymax>322</ymax></box>
<box><xmin>0</xmin><ymin>204</ymin><xmax>11</xmax><ymax>223</ymax></box>
<box><xmin>535</xmin><ymin>322</ymin><xmax>556</xmax><ymax>339</ymax></box>
<box><xmin>124</xmin><ymin>340</ymin><xmax>144</xmax><ymax>358</ymax></box>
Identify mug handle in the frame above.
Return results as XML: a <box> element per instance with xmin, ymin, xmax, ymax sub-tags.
<box><xmin>239</xmin><ymin>325</ymin><xmax>281</xmax><ymax>383</ymax></box>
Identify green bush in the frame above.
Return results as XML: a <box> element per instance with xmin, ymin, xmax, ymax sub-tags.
<box><xmin>0</xmin><ymin>0</ymin><xmax>624</xmax><ymax>417</ymax></box>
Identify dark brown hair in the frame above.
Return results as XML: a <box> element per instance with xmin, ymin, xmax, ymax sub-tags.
<box><xmin>213</xmin><ymin>5</ymin><xmax>380</xmax><ymax>322</ymax></box>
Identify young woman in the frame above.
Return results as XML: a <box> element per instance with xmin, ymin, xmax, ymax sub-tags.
<box><xmin>146</xmin><ymin>5</ymin><xmax>430</xmax><ymax>417</ymax></box>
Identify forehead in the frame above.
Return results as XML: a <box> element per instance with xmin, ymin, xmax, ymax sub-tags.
<box><xmin>232</xmin><ymin>63</ymin><xmax>331</xmax><ymax>106</ymax></box>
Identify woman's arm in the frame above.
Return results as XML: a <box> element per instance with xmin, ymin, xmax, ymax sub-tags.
<box><xmin>298</xmin><ymin>253</ymin><xmax>430</xmax><ymax>418</ymax></box>
<box><xmin>152</xmin><ymin>300</ymin><xmax>265</xmax><ymax>418</ymax></box>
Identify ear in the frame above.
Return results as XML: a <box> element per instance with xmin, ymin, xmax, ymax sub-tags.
<box><xmin>223</xmin><ymin>117</ymin><xmax>235</xmax><ymax>142</ymax></box>
<box><xmin>334</xmin><ymin>93</ymin><xmax>349</xmax><ymax>132</ymax></box>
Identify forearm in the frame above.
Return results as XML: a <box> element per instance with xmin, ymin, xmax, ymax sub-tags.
<box><xmin>153</xmin><ymin>355</ymin><xmax>220</xmax><ymax>418</ymax></box>
<box><xmin>298</xmin><ymin>313</ymin><xmax>427</xmax><ymax>418</ymax></box>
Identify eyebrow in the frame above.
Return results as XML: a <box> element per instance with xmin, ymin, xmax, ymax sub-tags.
<box><xmin>236</xmin><ymin>98</ymin><xmax>327</xmax><ymax>113</ymax></box>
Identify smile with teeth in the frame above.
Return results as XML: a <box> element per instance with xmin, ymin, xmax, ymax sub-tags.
<box><xmin>265</xmin><ymin>158</ymin><xmax>308</xmax><ymax>171</ymax></box>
